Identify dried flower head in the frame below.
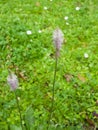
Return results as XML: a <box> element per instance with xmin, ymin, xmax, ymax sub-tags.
<box><xmin>7</xmin><ymin>72</ymin><xmax>18</xmax><ymax>91</ymax></box>
<box><xmin>53</xmin><ymin>28</ymin><xmax>64</xmax><ymax>57</ymax></box>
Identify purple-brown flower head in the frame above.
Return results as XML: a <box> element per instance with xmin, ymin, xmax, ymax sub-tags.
<box><xmin>7</xmin><ymin>72</ymin><xmax>18</xmax><ymax>91</ymax></box>
<box><xmin>53</xmin><ymin>28</ymin><xmax>64</xmax><ymax>57</ymax></box>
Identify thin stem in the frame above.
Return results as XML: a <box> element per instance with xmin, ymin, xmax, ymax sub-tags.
<box><xmin>47</xmin><ymin>55</ymin><xmax>58</xmax><ymax>130</ymax></box>
<box><xmin>51</xmin><ymin>56</ymin><xmax>58</xmax><ymax>115</ymax></box>
<box><xmin>14</xmin><ymin>91</ymin><xmax>24</xmax><ymax>130</ymax></box>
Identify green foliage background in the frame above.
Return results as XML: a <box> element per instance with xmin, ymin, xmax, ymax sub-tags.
<box><xmin>0</xmin><ymin>0</ymin><xmax>98</xmax><ymax>129</ymax></box>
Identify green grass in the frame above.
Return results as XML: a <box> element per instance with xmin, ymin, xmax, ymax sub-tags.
<box><xmin>0</xmin><ymin>0</ymin><xmax>98</xmax><ymax>129</ymax></box>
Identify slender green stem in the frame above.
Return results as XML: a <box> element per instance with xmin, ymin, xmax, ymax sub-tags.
<box><xmin>47</xmin><ymin>55</ymin><xmax>58</xmax><ymax>130</ymax></box>
<box><xmin>14</xmin><ymin>91</ymin><xmax>24</xmax><ymax>130</ymax></box>
<box><xmin>51</xmin><ymin>56</ymin><xmax>58</xmax><ymax>115</ymax></box>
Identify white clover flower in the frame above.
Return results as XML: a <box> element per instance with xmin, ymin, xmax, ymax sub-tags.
<box><xmin>44</xmin><ymin>7</ymin><xmax>48</xmax><ymax>10</ymax></box>
<box><xmin>66</xmin><ymin>22</ymin><xmax>69</xmax><ymax>25</ymax></box>
<box><xmin>84</xmin><ymin>53</ymin><xmax>89</xmax><ymax>58</ymax></box>
<box><xmin>64</xmin><ymin>16</ymin><xmax>68</xmax><ymax>20</ymax></box>
<box><xmin>26</xmin><ymin>30</ymin><xmax>32</xmax><ymax>35</ymax></box>
<box><xmin>38</xmin><ymin>30</ymin><xmax>42</xmax><ymax>33</ymax></box>
<box><xmin>75</xmin><ymin>7</ymin><xmax>80</xmax><ymax>11</ymax></box>
<box><xmin>7</xmin><ymin>73</ymin><xmax>18</xmax><ymax>91</ymax></box>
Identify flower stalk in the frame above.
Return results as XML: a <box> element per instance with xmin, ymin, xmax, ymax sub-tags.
<box><xmin>51</xmin><ymin>55</ymin><xmax>58</xmax><ymax>117</ymax></box>
<box><xmin>47</xmin><ymin>28</ymin><xmax>64</xmax><ymax>129</ymax></box>
<box><xmin>14</xmin><ymin>91</ymin><xmax>24</xmax><ymax>130</ymax></box>
<box><xmin>7</xmin><ymin>70</ymin><xmax>24</xmax><ymax>130</ymax></box>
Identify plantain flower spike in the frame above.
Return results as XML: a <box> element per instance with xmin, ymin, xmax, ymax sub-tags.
<box><xmin>7</xmin><ymin>70</ymin><xmax>18</xmax><ymax>91</ymax></box>
<box><xmin>53</xmin><ymin>28</ymin><xmax>64</xmax><ymax>57</ymax></box>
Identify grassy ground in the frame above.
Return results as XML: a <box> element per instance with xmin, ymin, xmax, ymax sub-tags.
<box><xmin>0</xmin><ymin>0</ymin><xmax>98</xmax><ymax>129</ymax></box>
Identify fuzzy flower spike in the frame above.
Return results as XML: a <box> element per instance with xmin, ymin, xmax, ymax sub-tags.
<box><xmin>7</xmin><ymin>71</ymin><xmax>18</xmax><ymax>91</ymax></box>
<box><xmin>53</xmin><ymin>28</ymin><xmax>64</xmax><ymax>57</ymax></box>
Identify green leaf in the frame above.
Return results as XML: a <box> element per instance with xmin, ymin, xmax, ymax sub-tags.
<box><xmin>25</xmin><ymin>105</ymin><xmax>34</xmax><ymax>129</ymax></box>
<box><xmin>10</xmin><ymin>124</ymin><xmax>22</xmax><ymax>130</ymax></box>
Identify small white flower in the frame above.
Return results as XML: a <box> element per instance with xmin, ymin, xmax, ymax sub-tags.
<box><xmin>26</xmin><ymin>30</ymin><xmax>32</xmax><ymax>35</ymax></box>
<box><xmin>50</xmin><ymin>0</ymin><xmax>52</xmax><ymax>1</ymax></box>
<box><xmin>66</xmin><ymin>22</ymin><xmax>69</xmax><ymax>25</ymax></box>
<box><xmin>44</xmin><ymin>7</ymin><xmax>48</xmax><ymax>10</ymax></box>
<box><xmin>75</xmin><ymin>7</ymin><xmax>80</xmax><ymax>11</ymax></box>
<box><xmin>84</xmin><ymin>53</ymin><xmax>89</xmax><ymax>58</ymax></box>
<box><xmin>64</xmin><ymin>16</ymin><xmax>68</xmax><ymax>20</ymax></box>
<box><xmin>38</xmin><ymin>30</ymin><xmax>42</xmax><ymax>33</ymax></box>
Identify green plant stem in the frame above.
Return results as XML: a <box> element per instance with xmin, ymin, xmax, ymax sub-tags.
<box><xmin>14</xmin><ymin>91</ymin><xmax>24</xmax><ymax>130</ymax></box>
<box><xmin>51</xmin><ymin>56</ymin><xmax>58</xmax><ymax>115</ymax></box>
<box><xmin>47</xmin><ymin>55</ymin><xmax>58</xmax><ymax>130</ymax></box>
